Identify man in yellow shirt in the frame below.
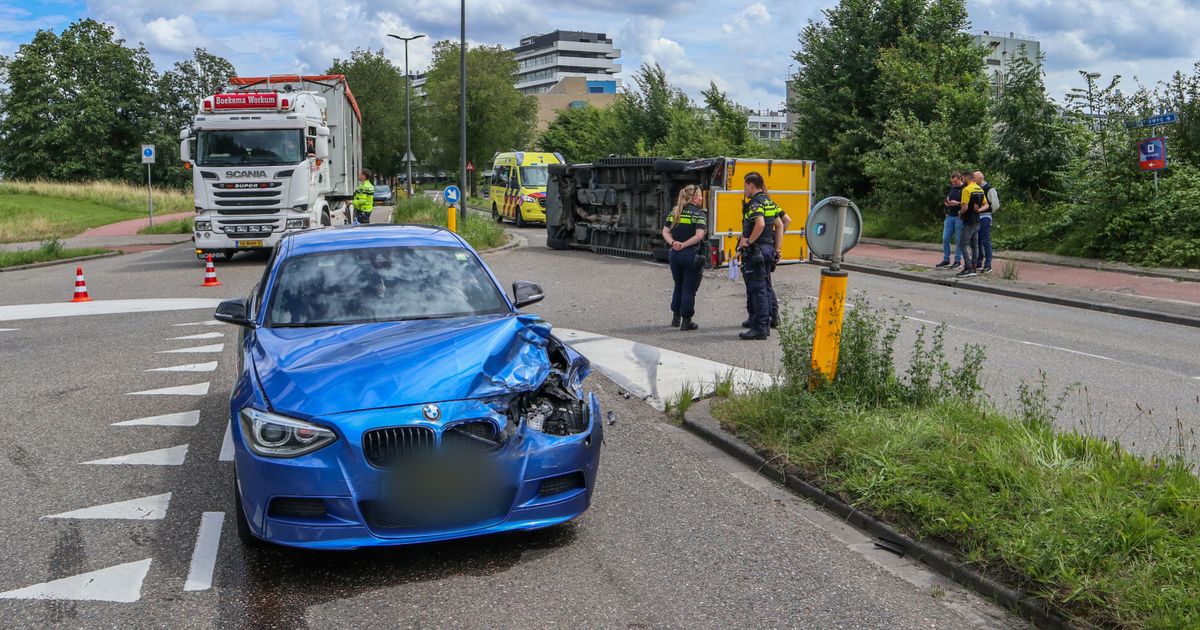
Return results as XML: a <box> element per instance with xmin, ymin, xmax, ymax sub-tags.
<box><xmin>956</xmin><ymin>175</ymin><xmax>988</xmax><ymax>278</ymax></box>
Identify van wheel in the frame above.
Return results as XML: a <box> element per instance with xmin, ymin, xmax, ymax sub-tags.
<box><xmin>492</xmin><ymin>203</ymin><xmax>502</xmax><ymax>223</ymax></box>
<box><xmin>546</xmin><ymin>227</ymin><xmax>571</xmax><ymax>250</ymax></box>
<box><xmin>516</xmin><ymin>206</ymin><xmax>528</xmax><ymax>228</ymax></box>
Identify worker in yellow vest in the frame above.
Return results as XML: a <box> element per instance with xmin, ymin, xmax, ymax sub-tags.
<box><xmin>353</xmin><ymin>169</ymin><xmax>375</xmax><ymax>225</ymax></box>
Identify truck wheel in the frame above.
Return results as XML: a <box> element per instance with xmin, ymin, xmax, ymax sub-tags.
<box><xmin>546</xmin><ymin>229</ymin><xmax>571</xmax><ymax>250</ymax></box>
<box><xmin>216</xmin><ymin>250</ymin><xmax>234</xmax><ymax>263</ymax></box>
<box><xmin>516</xmin><ymin>206</ymin><xmax>528</xmax><ymax>228</ymax></box>
<box><xmin>492</xmin><ymin>203</ymin><xmax>502</xmax><ymax>223</ymax></box>
<box><xmin>321</xmin><ymin>208</ymin><xmax>331</xmax><ymax>227</ymax></box>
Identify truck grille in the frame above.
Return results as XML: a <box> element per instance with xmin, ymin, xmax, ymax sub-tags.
<box><xmin>212</xmin><ymin>182</ymin><xmax>283</xmax><ymax>212</ymax></box>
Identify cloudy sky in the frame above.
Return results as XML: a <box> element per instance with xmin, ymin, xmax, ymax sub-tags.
<box><xmin>2</xmin><ymin>0</ymin><xmax>1197</xmax><ymax>110</ymax></box>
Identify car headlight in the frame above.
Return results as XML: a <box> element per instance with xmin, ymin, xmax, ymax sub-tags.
<box><xmin>286</xmin><ymin>218</ymin><xmax>309</xmax><ymax>229</ymax></box>
<box><xmin>239</xmin><ymin>408</ymin><xmax>336</xmax><ymax>457</ymax></box>
<box><xmin>195</xmin><ymin>221</ymin><xmax>212</xmax><ymax>231</ymax></box>
<box><xmin>521</xmin><ymin>195</ymin><xmax>536</xmax><ymax>203</ymax></box>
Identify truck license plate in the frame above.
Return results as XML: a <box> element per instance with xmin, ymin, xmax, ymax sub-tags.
<box><xmin>235</xmin><ymin>240</ymin><xmax>263</xmax><ymax>248</ymax></box>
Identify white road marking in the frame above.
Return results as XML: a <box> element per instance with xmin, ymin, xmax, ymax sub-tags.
<box><xmin>168</xmin><ymin>332</ymin><xmax>225</xmax><ymax>341</ymax></box>
<box><xmin>0</xmin><ymin>559</ymin><xmax>152</xmax><ymax>603</ymax></box>
<box><xmin>0</xmin><ymin>328</ymin><xmax>17</xmax><ymax>332</ymax></box>
<box><xmin>905</xmin><ymin>316</ymin><xmax>941</xmax><ymax>326</ymax></box>
<box><xmin>555</xmin><ymin>327</ymin><xmax>772</xmax><ymax>410</ymax></box>
<box><xmin>112</xmin><ymin>410</ymin><xmax>201</xmax><ymax>427</ymax></box>
<box><xmin>219</xmin><ymin>423</ymin><xmax>235</xmax><ymax>461</ymax></box>
<box><xmin>43</xmin><ymin>493</ymin><xmax>171</xmax><ymax>520</ymax></box>
<box><xmin>158</xmin><ymin>344</ymin><xmax>224</xmax><ymax>354</ymax></box>
<box><xmin>146</xmin><ymin>362</ymin><xmax>218</xmax><ymax>373</ymax></box>
<box><xmin>127</xmin><ymin>382</ymin><xmax>210</xmax><ymax>396</ymax></box>
<box><xmin>81</xmin><ymin>444</ymin><xmax>188</xmax><ymax>466</ymax></box>
<box><xmin>173</xmin><ymin>320</ymin><xmax>223</xmax><ymax>327</ymax></box>
<box><xmin>184</xmin><ymin>512</ymin><xmax>225</xmax><ymax>592</ymax></box>
<box><xmin>0</xmin><ymin>299</ymin><xmax>222</xmax><ymax>322</ymax></box>
<box><xmin>903</xmin><ymin>316</ymin><xmax>1117</xmax><ymax>363</ymax></box>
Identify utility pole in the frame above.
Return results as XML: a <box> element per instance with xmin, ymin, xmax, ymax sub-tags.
<box><xmin>387</xmin><ymin>33</ymin><xmax>425</xmax><ymax>200</ymax></box>
<box><xmin>459</xmin><ymin>0</ymin><xmax>468</xmax><ymax>223</ymax></box>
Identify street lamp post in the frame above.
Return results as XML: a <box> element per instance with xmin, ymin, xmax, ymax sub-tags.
<box><xmin>387</xmin><ymin>33</ymin><xmax>425</xmax><ymax>200</ymax></box>
<box><xmin>1081</xmin><ymin>71</ymin><xmax>1106</xmax><ymax>169</ymax></box>
<box><xmin>459</xmin><ymin>0</ymin><xmax>467</xmax><ymax>223</ymax></box>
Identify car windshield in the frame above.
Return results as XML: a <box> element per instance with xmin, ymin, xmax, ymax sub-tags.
<box><xmin>267</xmin><ymin>246</ymin><xmax>510</xmax><ymax>327</ymax></box>
<box><xmin>519</xmin><ymin>166</ymin><xmax>549</xmax><ymax>188</ymax></box>
<box><xmin>197</xmin><ymin>129</ymin><xmax>304</xmax><ymax>166</ymax></box>
<box><xmin>375</xmin><ymin>185</ymin><xmax>391</xmax><ymax>194</ymax></box>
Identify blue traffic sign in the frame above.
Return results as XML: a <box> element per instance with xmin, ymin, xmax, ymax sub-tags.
<box><xmin>443</xmin><ymin>185</ymin><xmax>462</xmax><ymax>205</ymax></box>
<box><xmin>141</xmin><ymin>144</ymin><xmax>156</xmax><ymax>164</ymax></box>
<box><xmin>1125</xmin><ymin>112</ymin><xmax>1178</xmax><ymax>130</ymax></box>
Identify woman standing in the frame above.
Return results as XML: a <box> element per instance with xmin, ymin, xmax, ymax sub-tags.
<box><xmin>662</xmin><ymin>185</ymin><xmax>708</xmax><ymax>331</ymax></box>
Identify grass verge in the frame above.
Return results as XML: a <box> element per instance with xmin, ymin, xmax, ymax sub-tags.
<box><xmin>139</xmin><ymin>218</ymin><xmax>194</xmax><ymax>235</ymax></box>
<box><xmin>0</xmin><ymin>180</ymin><xmax>192</xmax><ymax>243</ymax></box>
<box><xmin>712</xmin><ymin>302</ymin><xmax>1200</xmax><ymax>628</ymax></box>
<box><xmin>391</xmin><ymin>196</ymin><xmax>506</xmax><ymax>251</ymax></box>
<box><xmin>0</xmin><ymin>240</ymin><xmax>112</xmax><ymax>269</ymax></box>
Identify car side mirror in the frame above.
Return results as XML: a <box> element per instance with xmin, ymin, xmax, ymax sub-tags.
<box><xmin>512</xmin><ymin>281</ymin><xmax>544</xmax><ymax>309</ymax></box>
<box><xmin>214</xmin><ymin>298</ymin><xmax>254</xmax><ymax>327</ymax></box>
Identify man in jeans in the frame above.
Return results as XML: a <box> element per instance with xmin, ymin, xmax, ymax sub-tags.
<box><xmin>956</xmin><ymin>174</ymin><xmax>988</xmax><ymax>278</ymax></box>
<box><xmin>972</xmin><ymin>170</ymin><xmax>998</xmax><ymax>273</ymax></box>
<box><xmin>935</xmin><ymin>172</ymin><xmax>965</xmax><ymax>269</ymax></box>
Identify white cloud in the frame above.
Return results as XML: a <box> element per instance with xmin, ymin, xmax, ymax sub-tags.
<box><xmin>722</xmin><ymin>2</ymin><xmax>770</xmax><ymax>36</ymax></box>
<box><xmin>142</xmin><ymin>15</ymin><xmax>201</xmax><ymax>54</ymax></box>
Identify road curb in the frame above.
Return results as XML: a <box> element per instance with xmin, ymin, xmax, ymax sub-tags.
<box><xmin>860</xmin><ymin>237</ymin><xmax>1200</xmax><ymax>284</ymax></box>
<box><xmin>679</xmin><ymin>400</ymin><xmax>1068</xmax><ymax>629</ymax></box>
<box><xmin>831</xmin><ymin>261</ymin><xmax>1200</xmax><ymax>329</ymax></box>
<box><xmin>0</xmin><ymin>250</ymin><xmax>121</xmax><ymax>273</ymax></box>
<box><xmin>477</xmin><ymin>232</ymin><xmax>524</xmax><ymax>254</ymax></box>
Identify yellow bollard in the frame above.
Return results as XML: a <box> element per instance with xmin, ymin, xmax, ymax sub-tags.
<box><xmin>809</xmin><ymin>267</ymin><xmax>848</xmax><ymax>388</ymax></box>
<box><xmin>447</xmin><ymin>205</ymin><xmax>458</xmax><ymax>233</ymax></box>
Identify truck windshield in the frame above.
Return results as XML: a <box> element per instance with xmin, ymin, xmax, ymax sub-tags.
<box><xmin>267</xmin><ymin>246</ymin><xmax>510</xmax><ymax>327</ymax></box>
<box><xmin>519</xmin><ymin>166</ymin><xmax>549</xmax><ymax>188</ymax></box>
<box><xmin>197</xmin><ymin>129</ymin><xmax>304</xmax><ymax>166</ymax></box>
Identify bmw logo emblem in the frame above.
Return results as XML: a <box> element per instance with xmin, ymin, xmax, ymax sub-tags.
<box><xmin>422</xmin><ymin>404</ymin><xmax>441</xmax><ymax>421</ymax></box>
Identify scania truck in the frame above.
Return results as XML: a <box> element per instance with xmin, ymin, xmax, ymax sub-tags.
<box><xmin>180</xmin><ymin>75</ymin><xmax>363</xmax><ymax>260</ymax></box>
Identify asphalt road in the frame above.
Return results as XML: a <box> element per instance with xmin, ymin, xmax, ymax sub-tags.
<box><xmin>0</xmin><ymin>218</ymin><xmax>1018</xmax><ymax>628</ymax></box>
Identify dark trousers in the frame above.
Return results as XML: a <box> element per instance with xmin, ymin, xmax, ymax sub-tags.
<box><xmin>767</xmin><ymin>259</ymin><xmax>779</xmax><ymax>322</ymax></box>
<box><xmin>742</xmin><ymin>244</ymin><xmax>774</xmax><ymax>332</ymax></box>
<box><xmin>355</xmin><ymin>210</ymin><xmax>372</xmax><ymax>225</ymax></box>
<box><xmin>973</xmin><ymin>214</ymin><xmax>993</xmax><ymax>267</ymax></box>
<box><xmin>669</xmin><ymin>248</ymin><xmax>702</xmax><ymax>319</ymax></box>
<box><xmin>959</xmin><ymin>222</ymin><xmax>980</xmax><ymax>270</ymax></box>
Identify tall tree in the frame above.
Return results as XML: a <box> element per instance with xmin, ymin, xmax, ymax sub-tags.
<box><xmin>538</xmin><ymin>104</ymin><xmax>624</xmax><ymax>163</ymax></box>
<box><xmin>421</xmin><ymin>41</ymin><xmax>536</xmax><ymax>174</ymax></box>
<box><xmin>154</xmin><ymin>48</ymin><xmax>237</xmax><ymax>186</ymax></box>
<box><xmin>0</xmin><ymin>19</ymin><xmax>158</xmax><ymax>182</ymax></box>
<box><xmin>990</xmin><ymin>50</ymin><xmax>1072</xmax><ymax>200</ymax></box>
<box><xmin>786</xmin><ymin>0</ymin><xmax>986</xmax><ymax>200</ymax></box>
<box><xmin>327</xmin><ymin>49</ymin><xmax>409</xmax><ymax>178</ymax></box>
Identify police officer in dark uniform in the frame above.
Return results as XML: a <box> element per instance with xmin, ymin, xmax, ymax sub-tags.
<box><xmin>739</xmin><ymin>172</ymin><xmax>775</xmax><ymax>340</ymax></box>
<box><xmin>662</xmin><ymin>184</ymin><xmax>707</xmax><ymax>331</ymax></box>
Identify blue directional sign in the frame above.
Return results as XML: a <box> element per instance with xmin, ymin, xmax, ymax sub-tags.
<box><xmin>443</xmin><ymin>185</ymin><xmax>462</xmax><ymax>205</ymax></box>
<box><xmin>1125</xmin><ymin>112</ymin><xmax>1178</xmax><ymax>130</ymax></box>
<box><xmin>141</xmin><ymin>144</ymin><xmax>156</xmax><ymax>164</ymax></box>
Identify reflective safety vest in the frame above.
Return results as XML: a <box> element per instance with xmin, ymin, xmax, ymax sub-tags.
<box><xmin>353</xmin><ymin>180</ymin><xmax>375</xmax><ymax>212</ymax></box>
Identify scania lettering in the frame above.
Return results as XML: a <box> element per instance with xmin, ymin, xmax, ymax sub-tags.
<box><xmin>181</xmin><ymin>74</ymin><xmax>364</xmax><ymax>260</ymax></box>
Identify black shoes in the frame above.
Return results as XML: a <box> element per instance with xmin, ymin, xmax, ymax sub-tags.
<box><xmin>670</xmin><ymin>313</ymin><xmax>681</xmax><ymax>327</ymax></box>
<box><xmin>955</xmin><ymin>268</ymin><xmax>977</xmax><ymax>278</ymax></box>
<box><xmin>741</xmin><ymin>319</ymin><xmax>752</xmax><ymax>329</ymax></box>
<box><xmin>770</xmin><ymin>317</ymin><xmax>780</xmax><ymax>329</ymax></box>
<box><xmin>935</xmin><ymin>260</ymin><xmax>951</xmax><ymax>268</ymax></box>
<box><xmin>680</xmin><ymin>319</ymin><xmax>698</xmax><ymax>331</ymax></box>
<box><xmin>739</xmin><ymin>330</ymin><xmax>768</xmax><ymax>340</ymax></box>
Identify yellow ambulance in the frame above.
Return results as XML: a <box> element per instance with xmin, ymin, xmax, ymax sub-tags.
<box><xmin>489</xmin><ymin>151</ymin><xmax>564</xmax><ymax>226</ymax></box>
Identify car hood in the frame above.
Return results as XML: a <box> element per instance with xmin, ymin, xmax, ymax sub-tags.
<box><xmin>252</xmin><ymin>314</ymin><xmax>557</xmax><ymax>417</ymax></box>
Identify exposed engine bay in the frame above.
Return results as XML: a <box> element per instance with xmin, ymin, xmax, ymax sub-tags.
<box><xmin>509</xmin><ymin>335</ymin><xmax>589</xmax><ymax>437</ymax></box>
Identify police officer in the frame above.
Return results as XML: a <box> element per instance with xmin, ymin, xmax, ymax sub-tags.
<box><xmin>353</xmin><ymin>169</ymin><xmax>375</xmax><ymax>225</ymax></box>
<box><xmin>762</xmin><ymin>190</ymin><xmax>789</xmax><ymax>329</ymax></box>
<box><xmin>738</xmin><ymin>172</ymin><xmax>776</xmax><ymax>340</ymax></box>
<box><xmin>661</xmin><ymin>184</ymin><xmax>707</xmax><ymax>331</ymax></box>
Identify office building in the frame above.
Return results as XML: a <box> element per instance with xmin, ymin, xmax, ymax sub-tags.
<box><xmin>512</xmin><ymin>30</ymin><xmax>621</xmax><ymax>96</ymax></box>
<box><xmin>748</xmin><ymin>109</ymin><xmax>789</xmax><ymax>143</ymax></box>
<box><xmin>973</xmin><ymin>31</ymin><xmax>1041</xmax><ymax>91</ymax></box>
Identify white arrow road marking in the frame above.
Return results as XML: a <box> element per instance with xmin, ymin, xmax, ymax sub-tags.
<box><xmin>112</xmin><ymin>410</ymin><xmax>201</xmax><ymax>427</ymax></box>
<box><xmin>81</xmin><ymin>444</ymin><xmax>188</xmax><ymax>466</ymax></box>
<box><xmin>173</xmin><ymin>320</ymin><xmax>223</xmax><ymax>327</ymax></box>
<box><xmin>168</xmin><ymin>332</ymin><xmax>225</xmax><ymax>341</ymax></box>
<box><xmin>219</xmin><ymin>423</ymin><xmax>235</xmax><ymax>461</ymax></box>
<box><xmin>43</xmin><ymin>493</ymin><xmax>171</xmax><ymax>520</ymax></box>
<box><xmin>184</xmin><ymin>512</ymin><xmax>225</xmax><ymax>592</ymax></box>
<box><xmin>127</xmin><ymin>382</ymin><xmax>210</xmax><ymax>396</ymax></box>
<box><xmin>158</xmin><ymin>344</ymin><xmax>224</xmax><ymax>354</ymax></box>
<box><xmin>146</xmin><ymin>362</ymin><xmax>218</xmax><ymax>373</ymax></box>
<box><xmin>0</xmin><ymin>559</ymin><xmax>152</xmax><ymax>603</ymax></box>
<box><xmin>554</xmin><ymin>328</ymin><xmax>772</xmax><ymax>410</ymax></box>
<box><xmin>0</xmin><ymin>299</ymin><xmax>223</xmax><ymax>322</ymax></box>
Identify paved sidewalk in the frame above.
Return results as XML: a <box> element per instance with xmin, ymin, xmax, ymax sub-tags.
<box><xmin>2</xmin><ymin>212</ymin><xmax>194</xmax><ymax>253</ymax></box>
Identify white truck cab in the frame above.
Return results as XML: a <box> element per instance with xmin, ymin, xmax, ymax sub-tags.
<box><xmin>180</xmin><ymin>75</ymin><xmax>363</xmax><ymax>260</ymax></box>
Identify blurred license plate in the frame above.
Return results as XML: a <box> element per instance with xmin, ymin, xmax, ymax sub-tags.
<box><xmin>235</xmin><ymin>240</ymin><xmax>263</xmax><ymax>248</ymax></box>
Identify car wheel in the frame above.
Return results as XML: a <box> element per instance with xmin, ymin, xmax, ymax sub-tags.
<box><xmin>234</xmin><ymin>475</ymin><xmax>264</xmax><ymax>548</ymax></box>
<box><xmin>492</xmin><ymin>203</ymin><xmax>502</xmax><ymax>223</ymax></box>
<box><xmin>516</xmin><ymin>205</ymin><xmax>528</xmax><ymax>228</ymax></box>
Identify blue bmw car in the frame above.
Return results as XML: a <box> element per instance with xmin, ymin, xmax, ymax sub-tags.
<box><xmin>213</xmin><ymin>225</ymin><xmax>603</xmax><ymax>550</ymax></box>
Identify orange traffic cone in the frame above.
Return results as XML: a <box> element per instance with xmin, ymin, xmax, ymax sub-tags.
<box><xmin>202</xmin><ymin>254</ymin><xmax>222</xmax><ymax>287</ymax></box>
<box><xmin>71</xmin><ymin>266</ymin><xmax>92</xmax><ymax>302</ymax></box>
